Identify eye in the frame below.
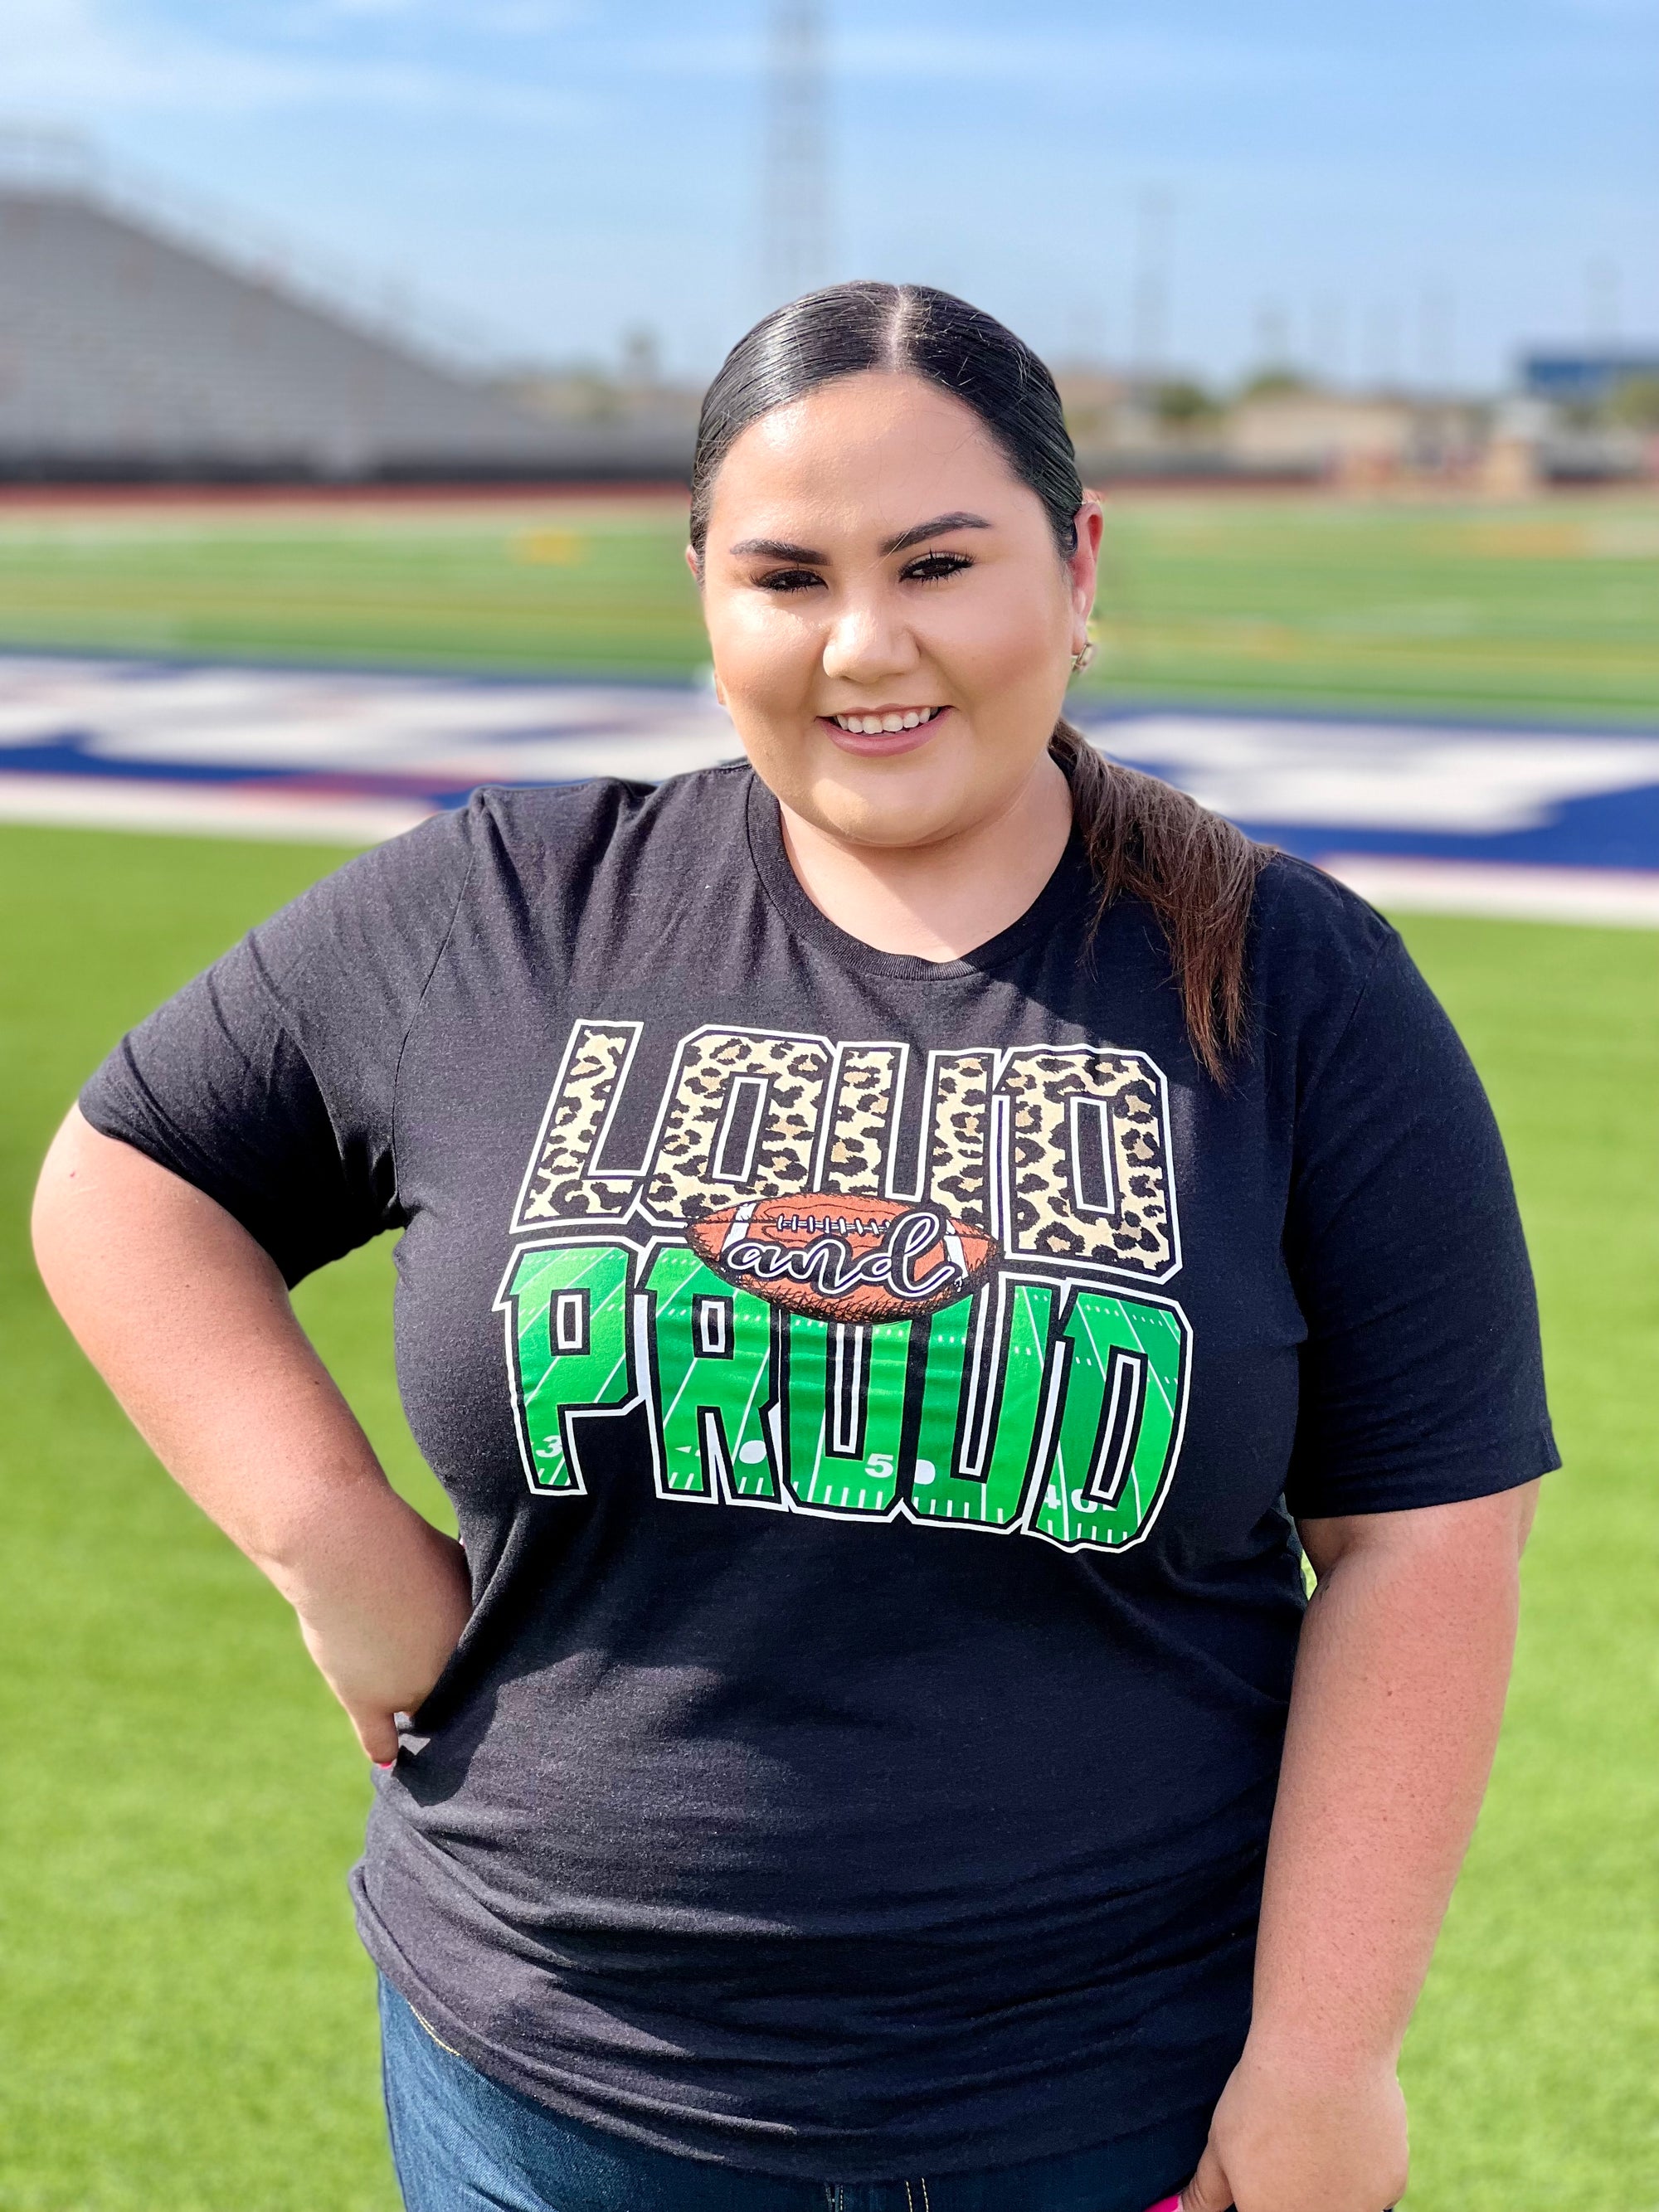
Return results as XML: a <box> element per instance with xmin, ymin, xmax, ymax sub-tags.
<box><xmin>754</xmin><ymin>566</ymin><xmax>827</xmax><ymax>593</ymax></box>
<box><xmin>901</xmin><ymin>550</ymin><xmax>973</xmax><ymax>584</ymax></box>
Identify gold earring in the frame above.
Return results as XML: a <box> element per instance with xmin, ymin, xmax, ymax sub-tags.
<box><xmin>1071</xmin><ymin>640</ymin><xmax>1097</xmax><ymax>673</ymax></box>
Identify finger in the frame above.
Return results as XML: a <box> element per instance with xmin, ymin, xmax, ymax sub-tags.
<box><xmin>351</xmin><ymin>1707</ymin><xmax>401</xmax><ymax>1766</ymax></box>
<box><xmin>1179</xmin><ymin>2140</ymin><xmax>1233</xmax><ymax>2212</ymax></box>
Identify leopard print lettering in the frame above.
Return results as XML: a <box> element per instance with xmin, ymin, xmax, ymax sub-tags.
<box><xmin>998</xmin><ymin>1048</ymin><xmax>1175</xmax><ymax>1276</ymax></box>
<box><xmin>514</xmin><ymin>1021</ymin><xmax>640</xmax><ymax>1228</ymax></box>
<box><xmin>642</xmin><ymin>1028</ymin><xmax>832</xmax><ymax>1225</ymax></box>
<box><xmin>817</xmin><ymin>1044</ymin><xmax>905</xmax><ymax>1194</ymax></box>
<box><xmin>918</xmin><ymin>1051</ymin><xmax>997</xmax><ymax>1231</ymax></box>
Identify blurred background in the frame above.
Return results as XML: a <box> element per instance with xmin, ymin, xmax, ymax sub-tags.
<box><xmin>1</xmin><ymin>4</ymin><xmax>1655</xmax><ymax>2209</ymax></box>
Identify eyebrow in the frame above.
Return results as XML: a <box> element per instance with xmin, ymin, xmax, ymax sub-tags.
<box><xmin>879</xmin><ymin>511</ymin><xmax>993</xmax><ymax>557</ymax></box>
<box><xmin>725</xmin><ymin>512</ymin><xmax>995</xmax><ymax>565</ymax></box>
<box><xmin>727</xmin><ymin>536</ymin><xmax>826</xmax><ymax>562</ymax></box>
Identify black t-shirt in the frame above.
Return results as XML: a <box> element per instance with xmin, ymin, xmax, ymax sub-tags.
<box><xmin>81</xmin><ymin>765</ymin><xmax>1557</xmax><ymax>2181</ymax></box>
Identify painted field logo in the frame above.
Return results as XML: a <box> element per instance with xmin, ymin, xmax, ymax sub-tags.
<box><xmin>686</xmin><ymin>1192</ymin><xmax>999</xmax><ymax>1324</ymax></box>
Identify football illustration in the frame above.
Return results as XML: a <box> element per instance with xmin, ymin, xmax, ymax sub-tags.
<box><xmin>686</xmin><ymin>1191</ymin><xmax>999</xmax><ymax>1325</ymax></box>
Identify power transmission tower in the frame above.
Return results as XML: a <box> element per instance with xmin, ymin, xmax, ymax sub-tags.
<box><xmin>762</xmin><ymin>0</ymin><xmax>832</xmax><ymax>306</ymax></box>
<box><xmin>1131</xmin><ymin>188</ymin><xmax>1174</xmax><ymax>386</ymax></box>
<box><xmin>1585</xmin><ymin>256</ymin><xmax>1622</xmax><ymax>346</ymax></box>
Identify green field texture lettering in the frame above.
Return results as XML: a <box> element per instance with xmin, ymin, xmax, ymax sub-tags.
<box><xmin>496</xmin><ymin>1242</ymin><xmax>1190</xmax><ymax>1541</ymax></box>
<box><xmin>910</xmin><ymin>1283</ymin><xmax>1057</xmax><ymax>1529</ymax></box>
<box><xmin>496</xmin><ymin>1242</ymin><xmax>633</xmax><ymax>1490</ymax></box>
<box><xmin>783</xmin><ymin>1315</ymin><xmax>908</xmax><ymax>1514</ymax></box>
<box><xmin>643</xmin><ymin>1247</ymin><xmax>778</xmax><ymax>1500</ymax></box>
<box><xmin>1028</xmin><ymin>1291</ymin><xmax>1190</xmax><ymax>1550</ymax></box>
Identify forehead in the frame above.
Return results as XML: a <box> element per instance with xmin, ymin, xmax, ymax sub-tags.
<box><xmin>708</xmin><ymin>372</ymin><xmax>1028</xmax><ymax>537</ymax></box>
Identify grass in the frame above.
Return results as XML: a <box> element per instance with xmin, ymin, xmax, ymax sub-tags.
<box><xmin>0</xmin><ymin>829</ymin><xmax>424</xmax><ymax>2212</ymax></box>
<box><xmin>0</xmin><ymin>490</ymin><xmax>1655</xmax><ymax>722</ymax></box>
<box><xmin>1</xmin><ymin>824</ymin><xmax>1653</xmax><ymax>2209</ymax></box>
<box><xmin>0</xmin><ymin>498</ymin><xmax>708</xmax><ymax>681</ymax></box>
<box><xmin>1389</xmin><ymin>916</ymin><xmax>1659</xmax><ymax>2207</ymax></box>
<box><xmin>1092</xmin><ymin>496</ymin><xmax>1659</xmax><ymax>722</ymax></box>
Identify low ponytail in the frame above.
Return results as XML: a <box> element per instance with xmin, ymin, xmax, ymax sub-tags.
<box><xmin>1051</xmin><ymin>721</ymin><xmax>1268</xmax><ymax>1085</ymax></box>
<box><xmin>693</xmin><ymin>281</ymin><xmax>1270</xmax><ymax>1083</ymax></box>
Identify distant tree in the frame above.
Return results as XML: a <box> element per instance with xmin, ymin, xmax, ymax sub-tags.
<box><xmin>1152</xmin><ymin>379</ymin><xmax>1220</xmax><ymax>428</ymax></box>
<box><xmin>1237</xmin><ymin>368</ymin><xmax>1314</xmax><ymax>402</ymax></box>
<box><xmin>1606</xmin><ymin>376</ymin><xmax>1659</xmax><ymax>431</ymax></box>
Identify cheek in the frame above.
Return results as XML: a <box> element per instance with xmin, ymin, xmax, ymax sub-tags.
<box><xmin>932</xmin><ymin>578</ymin><xmax>1068</xmax><ymax>702</ymax></box>
<box><xmin>708</xmin><ymin>597</ymin><xmax>820</xmax><ymax>710</ymax></box>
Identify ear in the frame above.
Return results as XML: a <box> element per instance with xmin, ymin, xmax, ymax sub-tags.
<box><xmin>684</xmin><ymin>542</ymin><xmax>701</xmax><ymax>581</ymax></box>
<box><xmin>1068</xmin><ymin>496</ymin><xmax>1104</xmax><ymax>642</ymax></box>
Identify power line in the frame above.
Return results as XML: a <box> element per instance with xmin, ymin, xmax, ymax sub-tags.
<box><xmin>762</xmin><ymin>0</ymin><xmax>832</xmax><ymax>307</ymax></box>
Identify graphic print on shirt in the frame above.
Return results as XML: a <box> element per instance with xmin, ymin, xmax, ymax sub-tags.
<box><xmin>495</xmin><ymin>1021</ymin><xmax>1191</xmax><ymax>1554</ymax></box>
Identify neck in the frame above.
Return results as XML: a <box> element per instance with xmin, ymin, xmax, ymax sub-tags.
<box><xmin>778</xmin><ymin>752</ymin><xmax>1074</xmax><ymax>961</ymax></box>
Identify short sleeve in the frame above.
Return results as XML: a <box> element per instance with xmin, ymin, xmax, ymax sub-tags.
<box><xmin>79</xmin><ymin>807</ymin><xmax>474</xmax><ymax>1286</ymax></box>
<box><xmin>1282</xmin><ymin>929</ymin><xmax>1559</xmax><ymax>1518</ymax></box>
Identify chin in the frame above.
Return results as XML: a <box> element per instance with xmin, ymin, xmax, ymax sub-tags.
<box><xmin>804</xmin><ymin>773</ymin><xmax>969</xmax><ymax>851</ymax></box>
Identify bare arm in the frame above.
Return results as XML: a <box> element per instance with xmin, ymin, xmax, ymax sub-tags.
<box><xmin>32</xmin><ymin>1106</ymin><xmax>471</xmax><ymax>1762</ymax></box>
<box><xmin>1182</xmin><ymin>1480</ymin><xmax>1540</xmax><ymax>2212</ymax></box>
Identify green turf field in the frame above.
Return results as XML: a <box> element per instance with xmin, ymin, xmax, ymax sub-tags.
<box><xmin>0</xmin><ymin>491</ymin><xmax>1656</xmax><ymax>722</ymax></box>
<box><xmin>2</xmin><ymin>824</ymin><xmax>1654</xmax><ymax>2211</ymax></box>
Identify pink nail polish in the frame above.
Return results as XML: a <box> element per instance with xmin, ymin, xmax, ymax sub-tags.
<box><xmin>374</xmin><ymin>1758</ymin><xmax>397</xmax><ymax>1770</ymax></box>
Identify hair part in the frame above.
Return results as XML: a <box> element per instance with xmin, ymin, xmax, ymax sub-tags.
<box><xmin>692</xmin><ymin>281</ymin><xmax>1268</xmax><ymax>1083</ymax></box>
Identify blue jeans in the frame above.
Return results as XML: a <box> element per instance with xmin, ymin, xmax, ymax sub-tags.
<box><xmin>380</xmin><ymin>1979</ymin><xmax>1200</xmax><ymax>2212</ymax></box>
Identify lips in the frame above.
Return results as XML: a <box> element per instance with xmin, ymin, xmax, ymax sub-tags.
<box><xmin>820</xmin><ymin>704</ymin><xmax>951</xmax><ymax>756</ymax></box>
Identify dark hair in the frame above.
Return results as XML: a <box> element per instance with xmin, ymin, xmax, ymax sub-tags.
<box><xmin>691</xmin><ymin>281</ymin><xmax>1268</xmax><ymax>1082</ymax></box>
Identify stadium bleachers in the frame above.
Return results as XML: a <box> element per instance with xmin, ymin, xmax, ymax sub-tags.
<box><xmin>0</xmin><ymin>182</ymin><xmax>686</xmax><ymax>480</ymax></box>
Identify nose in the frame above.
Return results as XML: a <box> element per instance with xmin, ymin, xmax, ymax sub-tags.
<box><xmin>820</xmin><ymin>583</ymin><xmax>920</xmax><ymax>688</ymax></box>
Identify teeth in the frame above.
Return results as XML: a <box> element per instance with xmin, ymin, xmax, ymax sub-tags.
<box><xmin>833</xmin><ymin>707</ymin><xmax>939</xmax><ymax>733</ymax></box>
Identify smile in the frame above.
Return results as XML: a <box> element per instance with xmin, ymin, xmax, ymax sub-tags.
<box><xmin>829</xmin><ymin>706</ymin><xmax>946</xmax><ymax>735</ymax></box>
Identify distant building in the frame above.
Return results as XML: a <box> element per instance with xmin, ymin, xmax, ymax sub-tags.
<box><xmin>1225</xmin><ymin>391</ymin><xmax>1482</xmax><ymax>482</ymax></box>
<box><xmin>1520</xmin><ymin>351</ymin><xmax>1659</xmax><ymax>407</ymax></box>
<box><xmin>500</xmin><ymin>368</ymin><xmax>702</xmax><ymax>456</ymax></box>
<box><xmin>1054</xmin><ymin>368</ymin><xmax>1236</xmax><ymax>483</ymax></box>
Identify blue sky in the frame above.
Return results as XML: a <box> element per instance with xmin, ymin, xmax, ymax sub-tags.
<box><xmin>2</xmin><ymin>0</ymin><xmax>1654</xmax><ymax>388</ymax></box>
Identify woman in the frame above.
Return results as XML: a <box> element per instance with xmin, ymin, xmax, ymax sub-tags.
<box><xmin>33</xmin><ymin>284</ymin><xmax>1554</xmax><ymax>2212</ymax></box>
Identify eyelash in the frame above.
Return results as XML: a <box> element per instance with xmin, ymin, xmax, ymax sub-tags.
<box><xmin>903</xmin><ymin>551</ymin><xmax>973</xmax><ymax>584</ymax></box>
<box><xmin>754</xmin><ymin>550</ymin><xmax>975</xmax><ymax>593</ymax></box>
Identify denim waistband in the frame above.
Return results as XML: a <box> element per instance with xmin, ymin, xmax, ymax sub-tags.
<box><xmin>379</xmin><ymin>1975</ymin><xmax>1206</xmax><ymax>2212</ymax></box>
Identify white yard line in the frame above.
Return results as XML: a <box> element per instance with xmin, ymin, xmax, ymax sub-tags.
<box><xmin>0</xmin><ymin>772</ymin><xmax>428</xmax><ymax>843</ymax></box>
<box><xmin>1323</xmin><ymin>855</ymin><xmax>1659</xmax><ymax>929</ymax></box>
